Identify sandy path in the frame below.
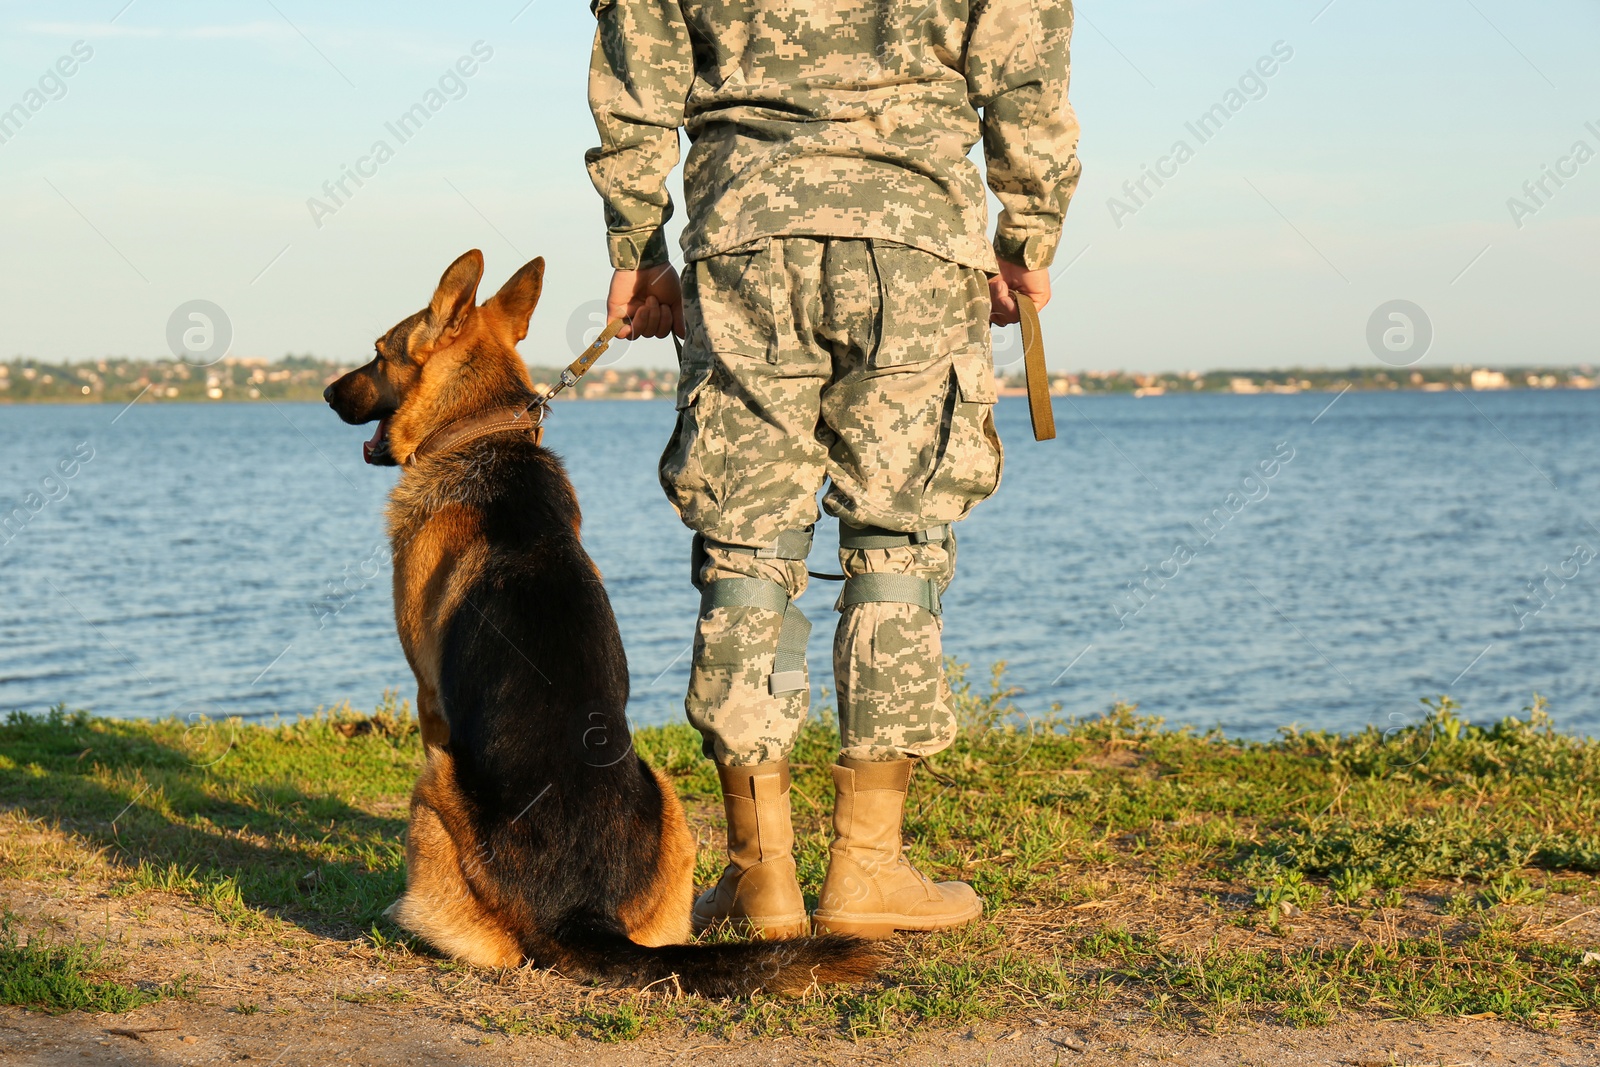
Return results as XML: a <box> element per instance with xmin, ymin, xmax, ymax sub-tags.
<box><xmin>6</xmin><ymin>1001</ymin><xmax>1600</xmax><ymax>1067</ymax></box>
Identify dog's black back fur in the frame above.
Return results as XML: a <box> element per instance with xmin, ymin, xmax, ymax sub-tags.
<box><xmin>437</xmin><ymin>436</ymin><xmax>661</xmax><ymax>931</ymax></box>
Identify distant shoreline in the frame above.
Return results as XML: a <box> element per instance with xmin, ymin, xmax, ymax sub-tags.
<box><xmin>6</xmin><ymin>382</ymin><xmax>1599</xmax><ymax>406</ymax></box>
<box><xmin>3</xmin><ymin>355</ymin><xmax>1594</xmax><ymax>404</ymax></box>
<box><xmin>8</xmin><ymin>386</ymin><xmax>1600</xmax><ymax>406</ymax></box>
<box><xmin>0</xmin><ymin>393</ymin><xmax>671</xmax><ymax>407</ymax></box>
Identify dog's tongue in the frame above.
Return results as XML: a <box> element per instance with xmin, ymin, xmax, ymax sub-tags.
<box><xmin>362</xmin><ymin>417</ymin><xmax>390</xmax><ymax>464</ymax></box>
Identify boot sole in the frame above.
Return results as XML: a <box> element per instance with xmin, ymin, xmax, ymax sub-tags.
<box><xmin>692</xmin><ymin>911</ymin><xmax>810</xmax><ymax>940</ymax></box>
<box><xmin>811</xmin><ymin>902</ymin><xmax>983</xmax><ymax>939</ymax></box>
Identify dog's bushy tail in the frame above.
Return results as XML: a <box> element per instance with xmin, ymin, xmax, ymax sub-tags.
<box><xmin>534</xmin><ymin>926</ymin><xmax>882</xmax><ymax>997</ymax></box>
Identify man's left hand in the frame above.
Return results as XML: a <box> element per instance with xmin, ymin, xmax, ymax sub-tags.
<box><xmin>989</xmin><ymin>260</ymin><xmax>1051</xmax><ymax>326</ymax></box>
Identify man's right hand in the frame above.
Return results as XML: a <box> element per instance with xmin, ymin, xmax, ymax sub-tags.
<box><xmin>988</xmin><ymin>259</ymin><xmax>1051</xmax><ymax>326</ymax></box>
<box><xmin>607</xmin><ymin>264</ymin><xmax>685</xmax><ymax>340</ymax></box>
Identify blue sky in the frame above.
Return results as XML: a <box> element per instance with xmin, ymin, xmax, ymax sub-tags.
<box><xmin>1</xmin><ymin>0</ymin><xmax>1595</xmax><ymax>373</ymax></box>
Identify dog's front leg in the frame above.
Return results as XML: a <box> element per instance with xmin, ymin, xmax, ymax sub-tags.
<box><xmin>416</xmin><ymin>681</ymin><xmax>449</xmax><ymax>749</ymax></box>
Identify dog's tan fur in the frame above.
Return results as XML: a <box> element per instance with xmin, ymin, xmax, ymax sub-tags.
<box><xmin>386</xmin><ymin>750</ymin><xmax>523</xmax><ymax>968</ymax></box>
<box><xmin>616</xmin><ymin>768</ymin><xmax>698</xmax><ymax>947</ymax></box>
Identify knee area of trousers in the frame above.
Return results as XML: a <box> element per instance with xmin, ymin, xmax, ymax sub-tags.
<box><xmin>694</xmin><ymin>550</ymin><xmax>807</xmax><ymax>597</ymax></box>
<box><xmin>693</xmin><ymin>604</ymin><xmax>785</xmax><ymax>667</ymax></box>
<box><xmin>838</xmin><ymin>542</ymin><xmax>954</xmax><ymax>587</ymax></box>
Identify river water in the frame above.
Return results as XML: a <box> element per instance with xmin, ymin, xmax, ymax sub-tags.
<box><xmin>3</xmin><ymin>390</ymin><xmax>1597</xmax><ymax>739</ymax></box>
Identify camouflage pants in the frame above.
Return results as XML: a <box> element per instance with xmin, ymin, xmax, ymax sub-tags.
<box><xmin>660</xmin><ymin>237</ymin><xmax>1003</xmax><ymax>766</ymax></box>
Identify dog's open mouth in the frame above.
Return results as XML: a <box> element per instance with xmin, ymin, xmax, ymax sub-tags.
<box><xmin>363</xmin><ymin>417</ymin><xmax>397</xmax><ymax>466</ymax></box>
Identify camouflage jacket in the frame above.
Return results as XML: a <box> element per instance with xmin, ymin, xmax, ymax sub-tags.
<box><xmin>585</xmin><ymin>0</ymin><xmax>1080</xmax><ymax>273</ymax></box>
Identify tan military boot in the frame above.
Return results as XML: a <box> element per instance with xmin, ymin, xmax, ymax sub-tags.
<box><xmin>691</xmin><ymin>761</ymin><xmax>809</xmax><ymax>939</ymax></box>
<box><xmin>811</xmin><ymin>755</ymin><xmax>982</xmax><ymax>938</ymax></box>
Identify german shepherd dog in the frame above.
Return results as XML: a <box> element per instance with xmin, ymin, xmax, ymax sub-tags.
<box><xmin>324</xmin><ymin>251</ymin><xmax>877</xmax><ymax>996</ymax></box>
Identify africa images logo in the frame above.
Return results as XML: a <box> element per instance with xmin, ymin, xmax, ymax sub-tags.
<box><xmin>306</xmin><ymin>41</ymin><xmax>494</xmax><ymax>228</ymax></box>
<box><xmin>0</xmin><ymin>41</ymin><xmax>94</xmax><ymax>149</ymax></box>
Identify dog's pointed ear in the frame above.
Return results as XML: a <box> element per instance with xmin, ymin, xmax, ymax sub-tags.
<box><xmin>428</xmin><ymin>249</ymin><xmax>484</xmax><ymax>340</ymax></box>
<box><xmin>485</xmin><ymin>257</ymin><xmax>545</xmax><ymax>345</ymax></box>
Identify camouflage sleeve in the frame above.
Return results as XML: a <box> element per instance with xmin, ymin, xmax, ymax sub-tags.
<box><xmin>585</xmin><ymin>0</ymin><xmax>692</xmax><ymax>270</ymax></box>
<box><xmin>966</xmin><ymin>0</ymin><xmax>1081</xmax><ymax>271</ymax></box>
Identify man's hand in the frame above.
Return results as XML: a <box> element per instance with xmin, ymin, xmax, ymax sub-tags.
<box><xmin>988</xmin><ymin>260</ymin><xmax>1051</xmax><ymax>326</ymax></box>
<box><xmin>607</xmin><ymin>264</ymin><xmax>685</xmax><ymax>340</ymax></box>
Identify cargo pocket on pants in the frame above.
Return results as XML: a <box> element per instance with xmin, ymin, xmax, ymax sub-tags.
<box><xmin>869</xmin><ymin>242</ymin><xmax>978</xmax><ymax>370</ymax></box>
<box><xmin>660</xmin><ymin>360</ymin><xmax>726</xmax><ymax>527</ymax></box>
<box><xmin>919</xmin><ymin>345</ymin><xmax>1003</xmax><ymax>519</ymax></box>
<box><xmin>693</xmin><ymin>241</ymin><xmax>782</xmax><ymax>363</ymax></box>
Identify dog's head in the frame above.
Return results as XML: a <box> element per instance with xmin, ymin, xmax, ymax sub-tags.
<box><xmin>324</xmin><ymin>249</ymin><xmax>545</xmax><ymax>466</ymax></box>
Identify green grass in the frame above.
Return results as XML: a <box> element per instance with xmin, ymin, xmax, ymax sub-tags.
<box><xmin>2</xmin><ymin>671</ymin><xmax>1599</xmax><ymax>1033</ymax></box>
<box><xmin>0</xmin><ymin>912</ymin><xmax>183</xmax><ymax>1013</ymax></box>
<box><xmin>0</xmin><ymin>693</ymin><xmax>416</xmax><ymax>932</ymax></box>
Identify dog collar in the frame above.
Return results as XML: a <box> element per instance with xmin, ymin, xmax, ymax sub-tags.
<box><xmin>401</xmin><ymin>316</ymin><xmax>631</xmax><ymax>466</ymax></box>
<box><xmin>404</xmin><ymin>404</ymin><xmax>546</xmax><ymax>466</ymax></box>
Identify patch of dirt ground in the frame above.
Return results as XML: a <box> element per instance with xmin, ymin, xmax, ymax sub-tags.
<box><xmin>5</xmin><ymin>816</ymin><xmax>1600</xmax><ymax>1066</ymax></box>
<box><xmin>6</xmin><ymin>1004</ymin><xmax>1600</xmax><ymax>1067</ymax></box>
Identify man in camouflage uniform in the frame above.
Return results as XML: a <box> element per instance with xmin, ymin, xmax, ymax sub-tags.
<box><xmin>587</xmin><ymin>0</ymin><xmax>1080</xmax><ymax>939</ymax></box>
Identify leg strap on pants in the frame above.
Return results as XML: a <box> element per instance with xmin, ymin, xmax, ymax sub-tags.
<box><xmin>835</xmin><ymin>522</ymin><xmax>950</xmax><ymax>617</ymax></box>
<box><xmin>695</xmin><ymin>527</ymin><xmax>814</xmax><ymax>696</ymax></box>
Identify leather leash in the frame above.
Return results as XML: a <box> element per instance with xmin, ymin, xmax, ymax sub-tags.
<box><xmin>1016</xmin><ymin>293</ymin><xmax>1055</xmax><ymax>442</ymax></box>
<box><xmin>405</xmin><ymin>317</ymin><xmax>629</xmax><ymax>465</ymax></box>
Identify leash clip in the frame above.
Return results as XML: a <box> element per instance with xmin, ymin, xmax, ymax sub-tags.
<box><xmin>542</xmin><ymin>316</ymin><xmax>628</xmax><ymax>405</ymax></box>
<box><xmin>519</xmin><ymin>396</ymin><xmax>550</xmax><ymax>446</ymax></box>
